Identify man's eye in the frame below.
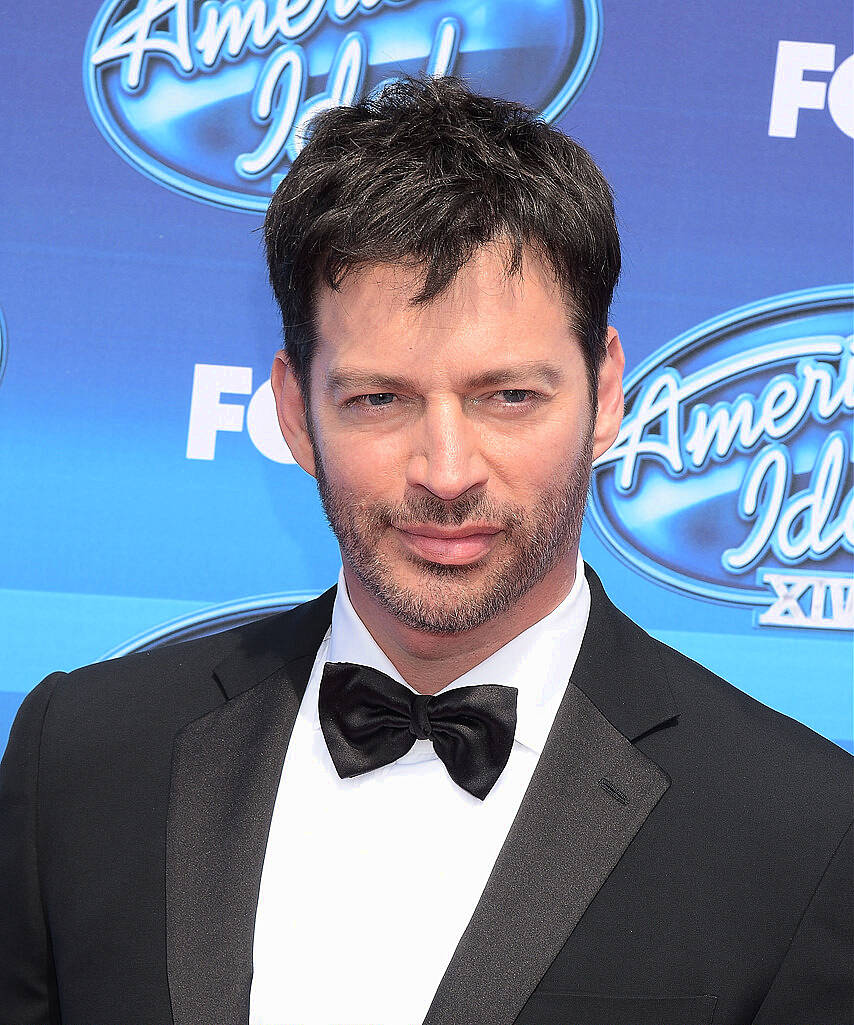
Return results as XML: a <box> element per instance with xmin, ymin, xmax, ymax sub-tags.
<box><xmin>496</xmin><ymin>389</ymin><xmax>532</xmax><ymax>404</ymax></box>
<box><xmin>356</xmin><ymin>393</ymin><xmax>396</xmax><ymax>407</ymax></box>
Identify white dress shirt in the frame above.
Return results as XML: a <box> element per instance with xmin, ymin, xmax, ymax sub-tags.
<box><xmin>249</xmin><ymin>553</ymin><xmax>591</xmax><ymax>1025</ymax></box>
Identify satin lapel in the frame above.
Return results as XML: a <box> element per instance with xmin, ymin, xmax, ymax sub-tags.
<box><xmin>424</xmin><ymin>568</ymin><xmax>675</xmax><ymax>1025</ymax></box>
<box><xmin>165</xmin><ymin>589</ymin><xmax>335</xmax><ymax>1025</ymax></box>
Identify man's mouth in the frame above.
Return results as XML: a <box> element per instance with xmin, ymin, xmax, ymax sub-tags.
<box><xmin>394</xmin><ymin>523</ymin><xmax>503</xmax><ymax>565</ymax></box>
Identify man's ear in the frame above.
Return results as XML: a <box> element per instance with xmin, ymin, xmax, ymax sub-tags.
<box><xmin>271</xmin><ymin>351</ymin><xmax>317</xmax><ymax>478</ymax></box>
<box><xmin>592</xmin><ymin>327</ymin><xmax>625</xmax><ymax>459</ymax></box>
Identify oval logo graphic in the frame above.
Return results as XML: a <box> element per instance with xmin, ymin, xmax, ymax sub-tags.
<box><xmin>101</xmin><ymin>592</ymin><xmax>316</xmax><ymax>658</ymax></box>
<box><xmin>83</xmin><ymin>0</ymin><xmax>602</xmax><ymax>212</ymax></box>
<box><xmin>590</xmin><ymin>285</ymin><xmax>854</xmax><ymax>630</ymax></box>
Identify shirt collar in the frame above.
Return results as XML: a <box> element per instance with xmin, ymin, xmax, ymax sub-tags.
<box><xmin>320</xmin><ymin>553</ymin><xmax>590</xmax><ymax>756</ymax></box>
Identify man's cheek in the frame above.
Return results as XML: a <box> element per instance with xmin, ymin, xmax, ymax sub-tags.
<box><xmin>340</xmin><ymin>454</ymin><xmax>405</xmax><ymax>494</ymax></box>
<box><xmin>326</xmin><ymin>430</ymin><xmax>392</xmax><ymax>469</ymax></box>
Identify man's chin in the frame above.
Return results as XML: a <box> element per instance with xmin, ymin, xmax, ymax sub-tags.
<box><xmin>352</xmin><ymin>555</ymin><xmax>512</xmax><ymax>635</ymax></box>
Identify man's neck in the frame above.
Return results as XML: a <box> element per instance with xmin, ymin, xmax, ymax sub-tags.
<box><xmin>342</xmin><ymin>557</ymin><xmax>579</xmax><ymax>695</ymax></box>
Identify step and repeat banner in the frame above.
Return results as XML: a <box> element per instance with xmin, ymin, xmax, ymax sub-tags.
<box><xmin>1</xmin><ymin>1</ymin><xmax>852</xmax><ymax>752</ymax></box>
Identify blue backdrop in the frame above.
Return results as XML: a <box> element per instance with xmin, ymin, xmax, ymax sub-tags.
<box><xmin>1</xmin><ymin>0</ymin><xmax>851</xmax><ymax>753</ymax></box>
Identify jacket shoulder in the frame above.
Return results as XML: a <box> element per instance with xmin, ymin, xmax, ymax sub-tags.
<box><xmin>658</xmin><ymin>633</ymin><xmax>850</xmax><ymax>761</ymax></box>
<box><xmin>38</xmin><ymin>586</ymin><xmax>336</xmax><ymax>746</ymax></box>
<box><xmin>645</xmin><ymin>628</ymin><xmax>853</xmax><ymax>832</ymax></box>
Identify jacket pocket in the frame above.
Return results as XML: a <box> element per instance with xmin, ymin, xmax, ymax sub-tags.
<box><xmin>516</xmin><ymin>992</ymin><xmax>718</xmax><ymax>1024</ymax></box>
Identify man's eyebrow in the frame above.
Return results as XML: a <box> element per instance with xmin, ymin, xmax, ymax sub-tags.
<box><xmin>325</xmin><ymin>361</ymin><xmax>564</xmax><ymax>394</ymax></box>
<box><xmin>325</xmin><ymin>369</ymin><xmax>419</xmax><ymax>394</ymax></box>
<box><xmin>462</xmin><ymin>362</ymin><xmax>564</xmax><ymax>391</ymax></box>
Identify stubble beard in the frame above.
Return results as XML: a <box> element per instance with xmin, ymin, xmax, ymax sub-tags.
<box><xmin>312</xmin><ymin>424</ymin><xmax>594</xmax><ymax>635</ymax></box>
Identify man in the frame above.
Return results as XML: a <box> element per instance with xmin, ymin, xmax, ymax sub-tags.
<box><xmin>0</xmin><ymin>76</ymin><xmax>851</xmax><ymax>1025</ymax></box>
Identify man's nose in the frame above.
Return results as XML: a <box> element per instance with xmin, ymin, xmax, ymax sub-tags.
<box><xmin>406</xmin><ymin>399</ymin><xmax>488</xmax><ymax>501</ymax></box>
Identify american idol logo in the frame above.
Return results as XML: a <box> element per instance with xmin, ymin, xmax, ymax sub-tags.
<box><xmin>590</xmin><ymin>285</ymin><xmax>854</xmax><ymax>631</ymax></box>
<box><xmin>83</xmin><ymin>0</ymin><xmax>602</xmax><ymax>212</ymax></box>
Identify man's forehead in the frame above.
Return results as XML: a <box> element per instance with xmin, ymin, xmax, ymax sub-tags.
<box><xmin>314</xmin><ymin>242</ymin><xmax>565</xmax><ymax>340</ymax></box>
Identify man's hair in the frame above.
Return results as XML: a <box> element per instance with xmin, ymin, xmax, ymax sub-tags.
<box><xmin>263</xmin><ymin>74</ymin><xmax>621</xmax><ymax>401</ymax></box>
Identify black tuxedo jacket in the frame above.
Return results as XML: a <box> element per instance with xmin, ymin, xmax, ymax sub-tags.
<box><xmin>1</xmin><ymin>567</ymin><xmax>852</xmax><ymax>1025</ymax></box>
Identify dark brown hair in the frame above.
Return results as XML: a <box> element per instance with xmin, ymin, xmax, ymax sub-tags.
<box><xmin>264</xmin><ymin>74</ymin><xmax>620</xmax><ymax>400</ymax></box>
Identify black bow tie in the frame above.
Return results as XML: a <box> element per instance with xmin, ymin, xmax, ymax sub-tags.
<box><xmin>318</xmin><ymin>662</ymin><xmax>518</xmax><ymax>800</ymax></box>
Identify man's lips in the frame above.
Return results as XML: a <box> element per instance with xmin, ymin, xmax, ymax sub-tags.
<box><xmin>394</xmin><ymin>524</ymin><xmax>503</xmax><ymax>565</ymax></box>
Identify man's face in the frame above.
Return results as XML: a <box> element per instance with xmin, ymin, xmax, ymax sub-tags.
<box><xmin>276</xmin><ymin>242</ymin><xmax>622</xmax><ymax>635</ymax></box>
